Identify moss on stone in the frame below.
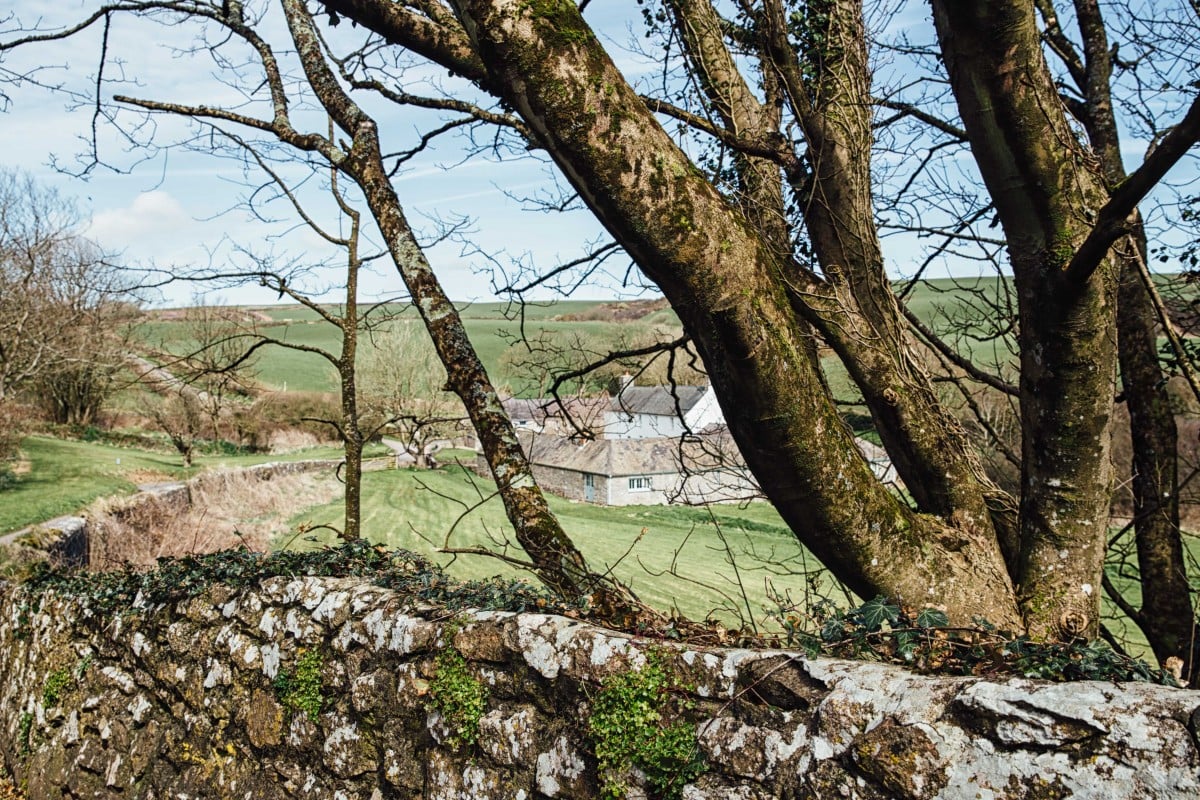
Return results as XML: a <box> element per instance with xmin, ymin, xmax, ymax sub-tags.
<box><xmin>273</xmin><ymin>648</ymin><xmax>324</xmax><ymax>723</ymax></box>
<box><xmin>428</xmin><ymin>646</ymin><xmax>488</xmax><ymax>750</ymax></box>
<box><xmin>42</xmin><ymin>667</ymin><xmax>73</xmax><ymax>708</ymax></box>
<box><xmin>587</xmin><ymin>653</ymin><xmax>705</xmax><ymax>800</ymax></box>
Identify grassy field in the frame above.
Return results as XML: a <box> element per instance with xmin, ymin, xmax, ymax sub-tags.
<box><xmin>0</xmin><ymin>433</ymin><xmax>1180</xmax><ymax>656</ymax></box>
<box><xmin>142</xmin><ymin>301</ymin><xmax>672</xmax><ymax>395</ymax></box>
<box><xmin>0</xmin><ymin>436</ymin><xmax>384</xmax><ymax>535</ymax></box>
<box><xmin>142</xmin><ymin>275</ymin><xmax>1194</xmax><ymax>400</ymax></box>
<box><xmin>140</xmin><ymin>283</ymin><xmax>1018</xmax><ymax>399</ymax></box>
<box><xmin>275</xmin><ymin>463</ymin><xmax>1182</xmax><ymax>657</ymax></box>
<box><xmin>281</xmin><ymin>464</ymin><xmax>831</xmax><ymax>628</ymax></box>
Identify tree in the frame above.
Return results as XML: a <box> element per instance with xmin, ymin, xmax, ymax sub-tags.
<box><xmin>0</xmin><ymin>168</ymin><xmax>134</xmax><ymax>417</ymax></box>
<box><xmin>166</xmin><ymin>301</ymin><xmax>260</xmax><ymax>442</ymax></box>
<box><xmin>149</xmin><ymin>388</ymin><xmax>204</xmax><ymax>468</ymax></box>
<box><xmin>140</xmin><ymin>164</ymin><xmax>403</xmax><ymax>541</ymax></box>
<box><xmin>6</xmin><ymin>0</ymin><xmax>1200</xmax><ymax>668</ymax></box>
<box><xmin>357</xmin><ymin>323</ymin><xmax>467</xmax><ymax>468</ymax></box>
<box><xmin>1029</xmin><ymin>0</ymin><xmax>1200</xmax><ymax>683</ymax></box>
<box><xmin>32</xmin><ymin>298</ymin><xmax>140</xmax><ymax>426</ymax></box>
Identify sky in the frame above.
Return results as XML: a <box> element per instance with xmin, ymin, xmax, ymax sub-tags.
<box><xmin>0</xmin><ymin>1</ymin><xmax>1195</xmax><ymax>309</ymax></box>
<box><xmin>0</xmin><ymin>1</ymin><xmax>653</xmax><ymax>308</ymax></box>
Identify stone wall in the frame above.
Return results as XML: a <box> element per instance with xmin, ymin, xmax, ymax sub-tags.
<box><xmin>2</xmin><ymin>458</ymin><xmax>388</xmax><ymax>570</ymax></box>
<box><xmin>0</xmin><ymin>576</ymin><xmax>1197</xmax><ymax>799</ymax></box>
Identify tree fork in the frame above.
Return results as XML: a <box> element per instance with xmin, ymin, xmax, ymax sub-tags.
<box><xmin>435</xmin><ymin>0</ymin><xmax>1021</xmax><ymax>627</ymax></box>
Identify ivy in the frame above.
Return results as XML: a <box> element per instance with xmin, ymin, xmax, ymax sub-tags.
<box><xmin>428</xmin><ymin>646</ymin><xmax>488</xmax><ymax>750</ymax></box>
<box><xmin>17</xmin><ymin>712</ymin><xmax>33</xmax><ymax>758</ymax></box>
<box><xmin>20</xmin><ymin>540</ymin><xmax>562</xmax><ymax>619</ymax></box>
<box><xmin>776</xmin><ymin>596</ymin><xmax>1179</xmax><ymax>686</ymax></box>
<box><xmin>587</xmin><ymin>653</ymin><xmax>705</xmax><ymax>800</ymax></box>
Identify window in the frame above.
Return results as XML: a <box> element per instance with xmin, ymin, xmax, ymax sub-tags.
<box><xmin>628</xmin><ymin>476</ymin><xmax>653</xmax><ymax>492</ymax></box>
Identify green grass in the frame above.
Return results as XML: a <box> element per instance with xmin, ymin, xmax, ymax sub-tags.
<box><xmin>139</xmin><ymin>302</ymin><xmax>672</xmax><ymax>396</ymax></box>
<box><xmin>0</xmin><ymin>436</ymin><xmax>380</xmax><ymax>535</ymax></box>
<box><xmin>276</xmin><ymin>464</ymin><xmax>1193</xmax><ymax>656</ymax></box>
<box><xmin>281</xmin><ymin>465</ymin><xmax>830</xmax><ymax>626</ymax></box>
<box><xmin>1102</xmin><ymin>526</ymin><xmax>1200</xmax><ymax>661</ymax></box>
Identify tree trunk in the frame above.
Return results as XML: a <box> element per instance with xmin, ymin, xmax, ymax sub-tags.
<box><xmin>341</xmin><ymin>365</ymin><xmax>363</xmax><ymax>541</ymax></box>
<box><xmin>279</xmin><ymin>0</ymin><xmax>653</xmax><ymax>620</ymax></box>
<box><xmin>1063</xmin><ymin>0</ymin><xmax>1200</xmax><ymax>679</ymax></box>
<box><xmin>434</xmin><ymin>0</ymin><xmax>1021</xmax><ymax>627</ymax></box>
<box><xmin>339</xmin><ymin>196</ymin><xmax>364</xmax><ymax>543</ymax></box>
<box><xmin>1116</xmin><ymin>252</ymin><xmax>1198</xmax><ymax>677</ymax></box>
<box><xmin>930</xmin><ymin>0</ymin><xmax>1118</xmax><ymax>639</ymax></box>
<box><xmin>342</xmin><ymin>426</ymin><xmax>363</xmax><ymax>541</ymax></box>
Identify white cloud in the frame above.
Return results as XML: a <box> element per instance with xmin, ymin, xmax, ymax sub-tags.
<box><xmin>85</xmin><ymin>190</ymin><xmax>191</xmax><ymax>246</ymax></box>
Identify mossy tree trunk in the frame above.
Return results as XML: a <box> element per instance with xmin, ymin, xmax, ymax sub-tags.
<box><xmin>279</xmin><ymin>0</ymin><xmax>652</xmax><ymax>618</ymax></box>
<box><xmin>930</xmin><ymin>1</ymin><xmax>1120</xmax><ymax>639</ymax></box>
<box><xmin>337</xmin><ymin>191</ymin><xmax>364</xmax><ymax>542</ymax></box>
<box><xmin>430</xmin><ymin>0</ymin><xmax>1023</xmax><ymax>627</ymax></box>
<box><xmin>1058</xmin><ymin>0</ymin><xmax>1199</xmax><ymax>680</ymax></box>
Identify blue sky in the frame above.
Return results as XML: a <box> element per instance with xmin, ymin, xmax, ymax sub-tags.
<box><xmin>1</xmin><ymin>1</ymin><xmax>1194</xmax><ymax>309</ymax></box>
<box><xmin>0</xmin><ymin>1</ymin><xmax>648</xmax><ymax>307</ymax></box>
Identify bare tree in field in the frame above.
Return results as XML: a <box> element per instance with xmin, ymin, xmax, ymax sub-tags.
<box><xmin>5</xmin><ymin>0</ymin><xmax>1200</xmax><ymax>666</ymax></box>
<box><xmin>151</xmin><ymin>162</ymin><xmax>409</xmax><ymax>542</ymax></box>
<box><xmin>167</xmin><ymin>302</ymin><xmax>260</xmax><ymax>441</ymax></box>
<box><xmin>149</xmin><ymin>388</ymin><xmax>205</xmax><ymax>468</ymax></box>
<box><xmin>357</xmin><ymin>323</ymin><xmax>467</xmax><ymax>469</ymax></box>
<box><xmin>0</xmin><ymin>168</ymin><xmax>135</xmax><ymax>420</ymax></box>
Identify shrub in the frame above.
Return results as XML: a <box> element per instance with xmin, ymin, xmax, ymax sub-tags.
<box><xmin>0</xmin><ymin>401</ymin><xmax>28</xmax><ymax>462</ymax></box>
<box><xmin>234</xmin><ymin>392</ymin><xmax>342</xmax><ymax>451</ymax></box>
<box><xmin>0</xmin><ymin>400</ymin><xmax>28</xmax><ymax>490</ymax></box>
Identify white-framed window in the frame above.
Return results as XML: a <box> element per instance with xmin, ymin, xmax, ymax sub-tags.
<box><xmin>628</xmin><ymin>476</ymin><xmax>653</xmax><ymax>492</ymax></box>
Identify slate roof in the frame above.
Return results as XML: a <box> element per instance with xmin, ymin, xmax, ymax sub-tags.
<box><xmin>519</xmin><ymin>428</ymin><xmax>896</xmax><ymax>486</ymax></box>
<box><xmin>518</xmin><ymin>429</ymin><xmax>741</xmax><ymax>477</ymax></box>
<box><xmin>502</xmin><ymin>396</ymin><xmax>609</xmax><ymax>427</ymax></box>
<box><xmin>608</xmin><ymin>384</ymin><xmax>708</xmax><ymax>417</ymax></box>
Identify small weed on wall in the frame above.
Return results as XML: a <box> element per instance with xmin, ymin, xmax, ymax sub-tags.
<box><xmin>273</xmin><ymin>648</ymin><xmax>324</xmax><ymax>722</ymax></box>
<box><xmin>587</xmin><ymin>652</ymin><xmax>705</xmax><ymax>800</ymax></box>
<box><xmin>429</xmin><ymin>643</ymin><xmax>488</xmax><ymax>750</ymax></box>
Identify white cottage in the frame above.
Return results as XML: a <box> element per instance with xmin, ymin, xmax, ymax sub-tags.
<box><xmin>481</xmin><ymin>379</ymin><xmax>899</xmax><ymax>506</ymax></box>
<box><xmin>483</xmin><ymin>429</ymin><xmax>759</xmax><ymax>506</ymax></box>
<box><xmin>604</xmin><ymin>378</ymin><xmax>723</xmax><ymax>440</ymax></box>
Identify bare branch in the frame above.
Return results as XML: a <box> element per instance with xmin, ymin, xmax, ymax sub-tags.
<box><xmin>1063</xmin><ymin>92</ymin><xmax>1200</xmax><ymax>287</ymax></box>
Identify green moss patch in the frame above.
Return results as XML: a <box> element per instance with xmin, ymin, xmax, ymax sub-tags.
<box><xmin>429</xmin><ymin>647</ymin><xmax>488</xmax><ymax>750</ymax></box>
<box><xmin>587</xmin><ymin>653</ymin><xmax>705</xmax><ymax>800</ymax></box>
<box><xmin>273</xmin><ymin>648</ymin><xmax>324</xmax><ymax>723</ymax></box>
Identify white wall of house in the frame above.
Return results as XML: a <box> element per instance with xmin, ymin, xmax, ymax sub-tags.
<box><xmin>682</xmin><ymin>387</ymin><xmax>723</xmax><ymax>432</ymax></box>
<box><xmin>605</xmin><ymin>410</ymin><xmax>685</xmax><ymax>440</ymax></box>
<box><xmin>606</xmin><ymin>387</ymin><xmax>725</xmax><ymax>440</ymax></box>
<box><xmin>604</xmin><ymin>472</ymin><xmax>678</xmax><ymax>505</ymax></box>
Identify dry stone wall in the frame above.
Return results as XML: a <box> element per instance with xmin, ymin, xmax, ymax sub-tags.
<box><xmin>0</xmin><ymin>576</ymin><xmax>1198</xmax><ymax>799</ymax></box>
<box><xmin>1</xmin><ymin>459</ymin><xmax>380</xmax><ymax>569</ymax></box>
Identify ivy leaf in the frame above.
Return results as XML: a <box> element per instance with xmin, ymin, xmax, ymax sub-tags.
<box><xmin>820</xmin><ymin>616</ymin><xmax>846</xmax><ymax>643</ymax></box>
<box><xmin>855</xmin><ymin>597</ymin><xmax>900</xmax><ymax>632</ymax></box>
<box><xmin>916</xmin><ymin>608</ymin><xmax>949</xmax><ymax>629</ymax></box>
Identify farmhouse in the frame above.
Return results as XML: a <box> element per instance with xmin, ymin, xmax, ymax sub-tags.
<box><xmin>512</xmin><ymin>427</ymin><xmax>758</xmax><ymax>506</ymax></box>
<box><xmin>490</xmin><ymin>380</ymin><xmax>897</xmax><ymax>506</ymax></box>
<box><xmin>604</xmin><ymin>376</ymin><xmax>723</xmax><ymax>439</ymax></box>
